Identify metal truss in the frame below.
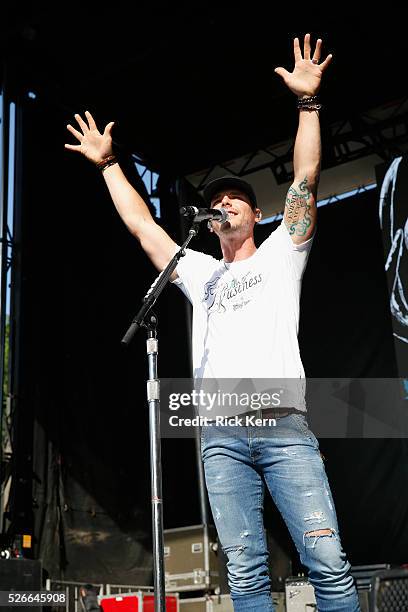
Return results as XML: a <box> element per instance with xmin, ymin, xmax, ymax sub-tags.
<box><xmin>194</xmin><ymin>97</ymin><xmax>408</xmax><ymax>188</ymax></box>
<box><xmin>0</xmin><ymin>91</ymin><xmax>20</xmax><ymax>547</ymax></box>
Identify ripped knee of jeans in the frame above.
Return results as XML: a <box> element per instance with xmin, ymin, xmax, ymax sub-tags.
<box><xmin>303</xmin><ymin>527</ymin><xmax>336</xmax><ymax>550</ymax></box>
<box><xmin>223</xmin><ymin>543</ymin><xmax>247</xmax><ymax>557</ymax></box>
<box><xmin>222</xmin><ymin>530</ymin><xmax>251</xmax><ymax>557</ymax></box>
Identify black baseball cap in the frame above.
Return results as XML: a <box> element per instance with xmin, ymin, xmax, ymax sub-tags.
<box><xmin>203</xmin><ymin>176</ymin><xmax>258</xmax><ymax>209</ymax></box>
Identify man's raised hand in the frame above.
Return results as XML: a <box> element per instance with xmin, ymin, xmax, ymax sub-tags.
<box><xmin>65</xmin><ymin>111</ymin><xmax>115</xmax><ymax>164</ymax></box>
<box><xmin>274</xmin><ymin>34</ymin><xmax>332</xmax><ymax>98</ymax></box>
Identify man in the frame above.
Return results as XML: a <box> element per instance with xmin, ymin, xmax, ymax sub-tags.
<box><xmin>66</xmin><ymin>35</ymin><xmax>360</xmax><ymax>612</ymax></box>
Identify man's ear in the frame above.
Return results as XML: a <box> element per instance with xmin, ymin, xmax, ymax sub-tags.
<box><xmin>254</xmin><ymin>208</ymin><xmax>262</xmax><ymax>223</ymax></box>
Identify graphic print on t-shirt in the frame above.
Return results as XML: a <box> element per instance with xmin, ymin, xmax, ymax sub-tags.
<box><xmin>203</xmin><ymin>268</ymin><xmax>263</xmax><ymax>314</ymax></box>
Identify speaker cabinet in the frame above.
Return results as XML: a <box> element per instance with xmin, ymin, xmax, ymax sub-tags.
<box><xmin>0</xmin><ymin>559</ymin><xmax>42</xmax><ymax>612</ymax></box>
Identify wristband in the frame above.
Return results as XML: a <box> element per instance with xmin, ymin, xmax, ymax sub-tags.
<box><xmin>297</xmin><ymin>96</ymin><xmax>322</xmax><ymax>111</ymax></box>
<box><xmin>96</xmin><ymin>155</ymin><xmax>118</xmax><ymax>172</ymax></box>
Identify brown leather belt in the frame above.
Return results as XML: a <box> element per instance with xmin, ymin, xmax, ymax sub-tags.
<box><xmin>242</xmin><ymin>407</ymin><xmax>303</xmax><ymax>419</ymax></box>
<box><xmin>205</xmin><ymin>407</ymin><xmax>304</xmax><ymax>424</ymax></box>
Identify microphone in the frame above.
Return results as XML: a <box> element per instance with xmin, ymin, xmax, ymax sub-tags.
<box><xmin>179</xmin><ymin>206</ymin><xmax>229</xmax><ymax>224</ymax></box>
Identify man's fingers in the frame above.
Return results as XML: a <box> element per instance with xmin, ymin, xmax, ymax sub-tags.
<box><xmin>303</xmin><ymin>33</ymin><xmax>311</xmax><ymax>60</ymax></box>
<box><xmin>320</xmin><ymin>54</ymin><xmax>333</xmax><ymax>71</ymax></box>
<box><xmin>64</xmin><ymin>143</ymin><xmax>82</xmax><ymax>152</ymax></box>
<box><xmin>85</xmin><ymin>110</ymin><xmax>97</xmax><ymax>131</ymax></box>
<box><xmin>66</xmin><ymin>124</ymin><xmax>83</xmax><ymax>142</ymax></box>
<box><xmin>103</xmin><ymin>121</ymin><xmax>115</xmax><ymax>137</ymax></box>
<box><xmin>74</xmin><ymin>113</ymin><xmax>89</xmax><ymax>133</ymax></box>
<box><xmin>312</xmin><ymin>39</ymin><xmax>322</xmax><ymax>64</ymax></box>
<box><xmin>293</xmin><ymin>37</ymin><xmax>302</xmax><ymax>63</ymax></box>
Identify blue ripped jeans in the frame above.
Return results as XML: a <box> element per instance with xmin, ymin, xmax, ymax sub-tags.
<box><xmin>201</xmin><ymin>413</ymin><xmax>360</xmax><ymax>612</ymax></box>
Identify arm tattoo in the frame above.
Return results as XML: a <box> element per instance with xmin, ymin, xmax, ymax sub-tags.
<box><xmin>284</xmin><ymin>176</ymin><xmax>313</xmax><ymax>236</ymax></box>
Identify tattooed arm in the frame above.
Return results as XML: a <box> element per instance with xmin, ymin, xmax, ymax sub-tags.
<box><xmin>274</xmin><ymin>34</ymin><xmax>332</xmax><ymax>244</ymax></box>
<box><xmin>284</xmin><ymin>110</ymin><xmax>320</xmax><ymax>244</ymax></box>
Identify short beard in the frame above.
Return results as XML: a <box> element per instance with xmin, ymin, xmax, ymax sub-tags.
<box><xmin>220</xmin><ymin>218</ymin><xmax>252</xmax><ymax>235</ymax></box>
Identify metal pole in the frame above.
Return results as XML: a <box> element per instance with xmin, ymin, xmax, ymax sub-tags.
<box><xmin>0</xmin><ymin>70</ymin><xmax>10</xmax><ymax>532</ymax></box>
<box><xmin>146</xmin><ymin>319</ymin><xmax>165</xmax><ymax>612</ymax></box>
<box><xmin>194</xmin><ymin>429</ymin><xmax>209</xmax><ymax>526</ymax></box>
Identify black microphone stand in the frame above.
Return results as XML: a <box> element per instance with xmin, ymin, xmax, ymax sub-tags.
<box><xmin>121</xmin><ymin>222</ymin><xmax>200</xmax><ymax>612</ymax></box>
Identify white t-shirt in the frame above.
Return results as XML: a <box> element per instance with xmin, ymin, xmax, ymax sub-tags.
<box><xmin>173</xmin><ymin>221</ymin><xmax>313</xmax><ymax>408</ymax></box>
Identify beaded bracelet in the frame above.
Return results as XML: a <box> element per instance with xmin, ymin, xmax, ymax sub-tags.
<box><xmin>96</xmin><ymin>155</ymin><xmax>118</xmax><ymax>172</ymax></box>
<box><xmin>297</xmin><ymin>95</ymin><xmax>322</xmax><ymax>111</ymax></box>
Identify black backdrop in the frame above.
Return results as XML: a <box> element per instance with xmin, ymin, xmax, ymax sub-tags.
<box><xmin>10</xmin><ymin>99</ymin><xmax>408</xmax><ymax>584</ymax></box>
